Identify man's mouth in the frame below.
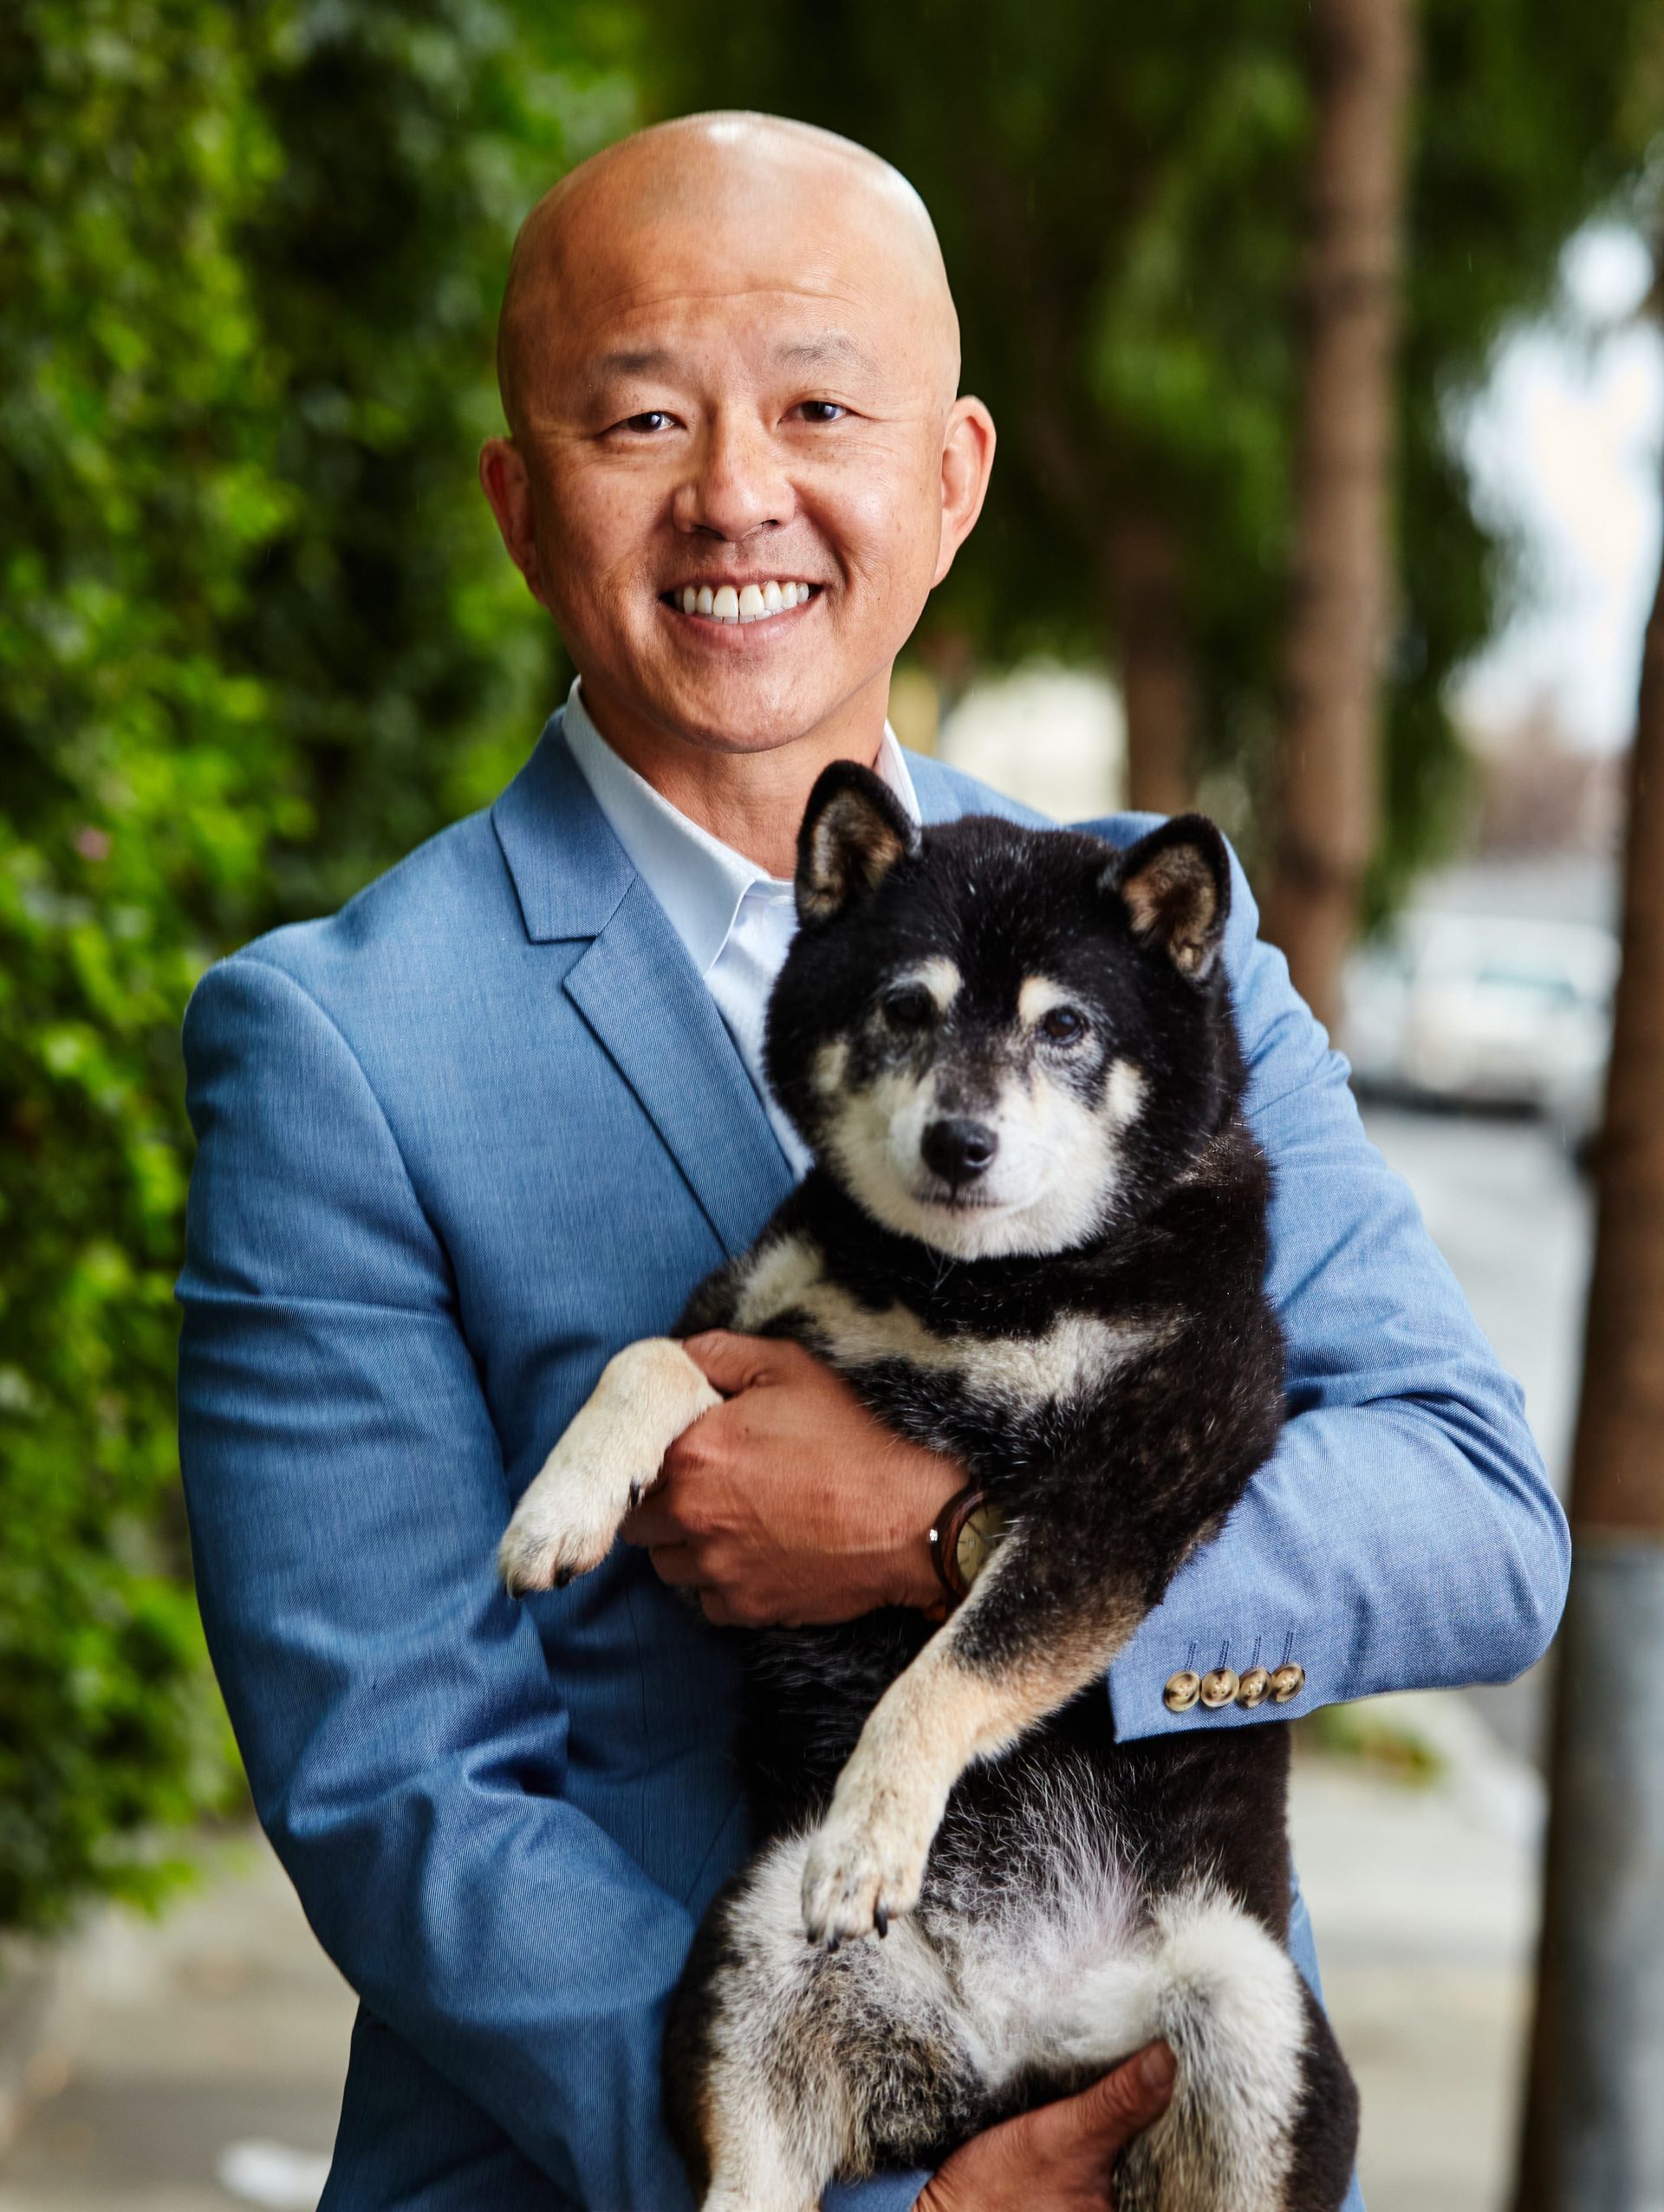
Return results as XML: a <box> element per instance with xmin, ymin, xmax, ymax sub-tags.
<box><xmin>659</xmin><ymin>579</ymin><xmax>821</xmax><ymax>626</ymax></box>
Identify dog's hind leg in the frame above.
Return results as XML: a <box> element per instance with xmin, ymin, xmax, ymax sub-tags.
<box><xmin>1106</xmin><ymin>1887</ymin><xmax>1355</xmax><ymax>2212</ymax></box>
<box><xmin>497</xmin><ymin>1338</ymin><xmax>719</xmax><ymax>1595</ymax></box>
<box><xmin>669</xmin><ymin>1836</ymin><xmax>981</xmax><ymax>2212</ymax></box>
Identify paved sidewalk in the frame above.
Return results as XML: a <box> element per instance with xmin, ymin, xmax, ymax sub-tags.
<box><xmin>0</xmin><ymin>1695</ymin><xmax>1539</xmax><ymax>2211</ymax></box>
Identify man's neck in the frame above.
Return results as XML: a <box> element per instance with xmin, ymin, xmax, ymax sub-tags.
<box><xmin>573</xmin><ymin>670</ymin><xmax>893</xmax><ymax>879</ymax></box>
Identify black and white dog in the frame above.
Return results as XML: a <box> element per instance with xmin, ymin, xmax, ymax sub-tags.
<box><xmin>500</xmin><ymin>764</ymin><xmax>1359</xmax><ymax>2211</ymax></box>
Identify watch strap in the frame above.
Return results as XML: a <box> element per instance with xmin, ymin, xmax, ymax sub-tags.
<box><xmin>929</xmin><ymin>1484</ymin><xmax>991</xmax><ymax>1604</ymax></box>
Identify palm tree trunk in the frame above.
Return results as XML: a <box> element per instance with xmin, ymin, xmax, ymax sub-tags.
<box><xmin>1513</xmin><ymin>399</ymin><xmax>1664</xmax><ymax>2212</ymax></box>
<box><xmin>1260</xmin><ymin>0</ymin><xmax>1414</xmax><ymax>1030</ymax></box>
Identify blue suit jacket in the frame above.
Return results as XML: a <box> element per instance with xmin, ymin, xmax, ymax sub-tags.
<box><xmin>178</xmin><ymin>714</ymin><xmax>1566</xmax><ymax>2210</ymax></box>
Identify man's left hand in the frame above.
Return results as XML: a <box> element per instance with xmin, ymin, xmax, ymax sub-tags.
<box><xmin>619</xmin><ymin>1330</ymin><xmax>961</xmax><ymax>1626</ymax></box>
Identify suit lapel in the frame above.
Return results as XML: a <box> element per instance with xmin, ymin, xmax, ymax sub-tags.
<box><xmin>492</xmin><ymin>716</ymin><xmax>795</xmax><ymax>1258</ymax></box>
<box><xmin>562</xmin><ymin>885</ymin><xmax>796</xmax><ymax>1256</ymax></box>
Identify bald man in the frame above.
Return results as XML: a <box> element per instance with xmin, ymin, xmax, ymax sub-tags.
<box><xmin>179</xmin><ymin>113</ymin><xmax>1562</xmax><ymax>2211</ymax></box>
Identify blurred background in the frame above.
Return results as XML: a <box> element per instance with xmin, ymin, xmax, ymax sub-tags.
<box><xmin>6</xmin><ymin>1</ymin><xmax>1664</xmax><ymax>2205</ymax></box>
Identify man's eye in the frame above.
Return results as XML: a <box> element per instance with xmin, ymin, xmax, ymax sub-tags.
<box><xmin>796</xmin><ymin>401</ymin><xmax>847</xmax><ymax>424</ymax></box>
<box><xmin>617</xmin><ymin>411</ymin><xmax>673</xmax><ymax>433</ymax></box>
<box><xmin>883</xmin><ymin>986</ymin><xmax>935</xmax><ymax>1030</ymax></box>
<box><xmin>1040</xmin><ymin>1006</ymin><xmax>1088</xmax><ymax>1044</ymax></box>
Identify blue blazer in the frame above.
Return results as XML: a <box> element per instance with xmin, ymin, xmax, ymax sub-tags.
<box><xmin>178</xmin><ymin>713</ymin><xmax>1565</xmax><ymax>2210</ymax></box>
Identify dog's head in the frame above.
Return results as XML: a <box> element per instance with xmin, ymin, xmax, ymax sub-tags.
<box><xmin>764</xmin><ymin>763</ymin><xmax>1238</xmax><ymax>1261</ymax></box>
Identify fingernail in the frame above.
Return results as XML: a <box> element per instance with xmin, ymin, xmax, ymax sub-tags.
<box><xmin>1139</xmin><ymin>2042</ymin><xmax>1177</xmax><ymax>2092</ymax></box>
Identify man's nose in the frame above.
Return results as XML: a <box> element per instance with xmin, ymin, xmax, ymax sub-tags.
<box><xmin>921</xmin><ymin>1118</ymin><xmax>998</xmax><ymax>1188</ymax></box>
<box><xmin>673</xmin><ymin>412</ymin><xmax>793</xmax><ymax>543</ymax></box>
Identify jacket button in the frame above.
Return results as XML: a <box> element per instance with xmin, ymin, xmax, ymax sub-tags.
<box><xmin>1163</xmin><ymin>1669</ymin><xmax>1201</xmax><ymax>1713</ymax></box>
<box><xmin>1199</xmin><ymin>1667</ymin><xmax>1239</xmax><ymax>1708</ymax></box>
<box><xmin>1237</xmin><ymin>1667</ymin><xmax>1271</xmax><ymax>1708</ymax></box>
<box><xmin>1271</xmin><ymin>1662</ymin><xmax>1306</xmax><ymax>1704</ymax></box>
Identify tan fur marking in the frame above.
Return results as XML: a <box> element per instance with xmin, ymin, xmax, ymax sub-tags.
<box><xmin>1121</xmin><ymin>845</ymin><xmax>1219</xmax><ymax>977</ymax></box>
<box><xmin>894</xmin><ymin>954</ymin><xmax>962</xmax><ymax>1011</ymax></box>
<box><xmin>1017</xmin><ymin>974</ymin><xmax>1071</xmax><ymax>1027</ymax></box>
<box><xmin>801</xmin><ymin>788</ymin><xmax>913</xmax><ymax>921</ymax></box>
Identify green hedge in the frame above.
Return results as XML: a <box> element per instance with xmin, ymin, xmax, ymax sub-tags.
<box><xmin>0</xmin><ymin>0</ymin><xmax>611</xmax><ymax>1934</ymax></box>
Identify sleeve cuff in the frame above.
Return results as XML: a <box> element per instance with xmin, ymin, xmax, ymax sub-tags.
<box><xmin>1108</xmin><ymin>1636</ymin><xmax>1317</xmax><ymax>1740</ymax></box>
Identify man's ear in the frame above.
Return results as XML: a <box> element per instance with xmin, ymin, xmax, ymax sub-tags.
<box><xmin>796</xmin><ymin>763</ymin><xmax>921</xmax><ymax>926</ymax></box>
<box><xmin>1105</xmin><ymin>815</ymin><xmax>1232</xmax><ymax>980</ymax></box>
<box><xmin>478</xmin><ymin>438</ymin><xmax>549</xmax><ymax>609</ymax></box>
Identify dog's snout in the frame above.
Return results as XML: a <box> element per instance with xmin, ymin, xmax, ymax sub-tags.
<box><xmin>922</xmin><ymin>1117</ymin><xmax>998</xmax><ymax>1187</ymax></box>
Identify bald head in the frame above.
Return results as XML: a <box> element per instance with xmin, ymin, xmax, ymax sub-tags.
<box><xmin>496</xmin><ymin>111</ymin><xmax>960</xmax><ymax>439</ymax></box>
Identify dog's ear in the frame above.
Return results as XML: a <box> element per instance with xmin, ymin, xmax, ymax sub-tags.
<box><xmin>1104</xmin><ymin>816</ymin><xmax>1232</xmax><ymax>980</ymax></box>
<box><xmin>796</xmin><ymin>762</ymin><xmax>921</xmax><ymax>925</ymax></box>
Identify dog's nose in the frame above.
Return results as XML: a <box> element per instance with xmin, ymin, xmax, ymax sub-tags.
<box><xmin>922</xmin><ymin>1117</ymin><xmax>998</xmax><ymax>1186</ymax></box>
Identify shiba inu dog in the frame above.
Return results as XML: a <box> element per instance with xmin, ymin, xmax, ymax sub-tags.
<box><xmin>499</xmin><ymin>763</ymin><xmax>1359</xmax><ymax>2212</ymax></box>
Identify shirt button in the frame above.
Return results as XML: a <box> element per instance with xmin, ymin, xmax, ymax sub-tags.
<box><xmin>1199</xmin><ymin>1668</ymin><xmax>1239</xmax><ymax>1709</ymax></box>
<box><xmin>1163</xmin><ymin>1669</ymin><xmax>1201</xmax><ymax>1713</ymax></box>
<box><xmin>1271</xmin><ymin>1662</ymin><xmax>1307</xmax><ymax>1704</ymax></box>
<box><xmin>1237</xmin><ymin>1667</ymin><xmax>1271</xmax><ymax>1708</ymax></box>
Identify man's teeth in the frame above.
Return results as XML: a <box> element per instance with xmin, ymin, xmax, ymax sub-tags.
<box><xmin>677</xmin><ymin>581</ymin><xmax>813</xmax><ymax>621</ymax></box>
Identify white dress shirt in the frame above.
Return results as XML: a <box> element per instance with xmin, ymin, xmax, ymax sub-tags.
<box><xmin>560</xmin><ymin>676</ymin><xmax>922</xmax><ymax>1176</ymax></box>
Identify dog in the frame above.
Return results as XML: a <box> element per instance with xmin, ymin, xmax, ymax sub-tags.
<box><xmin>499</xmin><ymin>762</ymin><xmax>1360</xmax><ymax>2211</ymax></box>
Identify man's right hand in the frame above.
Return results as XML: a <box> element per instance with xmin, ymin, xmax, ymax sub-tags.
<box><xmin>914</xmin><ymin>2042</ymin><xmax>1177</xmax><ymax>2210</ymax></box>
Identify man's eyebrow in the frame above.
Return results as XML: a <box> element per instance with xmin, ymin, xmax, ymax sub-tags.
<box><xmin>770</xmin><ymin>333</ymin><xmax>881</xmax><ymax>379</ymax></box>
<box><xmin>587</xmin><ymin>347</ymin><xmax>677</xmax><ymax>382</ymax></box>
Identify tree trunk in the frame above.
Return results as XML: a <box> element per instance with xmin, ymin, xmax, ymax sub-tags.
<box><xmin>1107</xmin><ymin>511</ymin><xmax>1199</xmax><ymax>817</ymax></box>
<box><xmin>1260</xmin><ymin>0</ymin><xmax>1414</xmax><ymax>1031</ymax></box>
<box><xmin>1513</xmin><ymin>415</ymin><xmax>1664</xmax><ymax>2212</ymax></box>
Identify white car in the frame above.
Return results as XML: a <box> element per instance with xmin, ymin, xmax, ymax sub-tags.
<box><xmin>1342</xmin><ymin>913</ymin><xmax>1616</xmax><ymax>1133</ymax></box>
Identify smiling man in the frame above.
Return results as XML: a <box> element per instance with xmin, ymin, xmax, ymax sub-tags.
<box><xmin>178</xmin><ymin>113</ymin><xmax>1565</xmax><ymax>2211</ymax></box>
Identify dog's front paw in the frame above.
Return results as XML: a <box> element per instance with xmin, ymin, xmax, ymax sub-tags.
<box><xmin>497</xmin><ymin>1496</ymin><xmax>614</xmax><ymax>1596</ymax></box>
<box><xmin>800</xmin><ymin>1781</ymin><xmax>932</xmax><ymax>1949</ymax></box>
<box><xmin>497</xmin><ymin>1447</ymin><xmax>642</xmax><ymax>1597</ymax></box>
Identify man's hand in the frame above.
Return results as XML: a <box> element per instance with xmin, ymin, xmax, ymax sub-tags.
<box><xmin>916</xmin><ymin>2044</ymin><xmax>1177</xmax><ymax>2210</ymax></box>
<box><xmin>618</xmin><ymin>1330</ymin><xmax>960</xmax><ymax>1625</ymax></box>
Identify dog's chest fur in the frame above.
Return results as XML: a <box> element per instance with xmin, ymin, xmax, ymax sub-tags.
<box><xmin>724</xmin><ymin>1214</ymin><xmax>1165</xmax><ymax>1466</ymax></box>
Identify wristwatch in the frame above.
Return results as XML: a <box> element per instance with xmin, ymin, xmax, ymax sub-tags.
<box><xmin>928</xmin><ymin>1486</ymin><xmax>1006</xmax><ymax>1605</ymax></box>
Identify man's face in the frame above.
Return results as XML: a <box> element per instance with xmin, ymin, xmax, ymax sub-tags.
<box><xmin>483</xmin><ymin>138</ymin><xmax>993</xmax><ymax>758</ymax></box>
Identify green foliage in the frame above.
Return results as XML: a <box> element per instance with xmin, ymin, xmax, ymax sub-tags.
<box><xmin>0</xmin><ymin>0</ymin><xmax>627</xmax><ymax>1933</ymax></box>
<box><xmin>643</xmin><ymin>0</ymin><xmax>1646</xmax><ymax>890</ymax></box>
<box><xmin>0</xmin><ymin>0</ymin><xmax>290</xmax><ymax>1930</ymax></box>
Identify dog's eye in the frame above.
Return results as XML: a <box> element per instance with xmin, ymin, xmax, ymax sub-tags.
<box><xmin>1040</xmin><ymin>1006</ymin><xmax>1088</xmax><ymax>1044</ymax></box>
<box><xmin>882</xmin><ymin>986</ymin><xmax>935</xmax><ymax>1030</ymax></box>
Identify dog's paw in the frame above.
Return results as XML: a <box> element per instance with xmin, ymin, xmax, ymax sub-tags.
<box><xmin>497</xmin><ymin>1450</ymin><xmax>640</xmax><ymax>1596</ymax></box>
<box><xmin>800</xmin><ymin>1786</ymin><xmax>930</xmax><ymax>1949</ymax></box>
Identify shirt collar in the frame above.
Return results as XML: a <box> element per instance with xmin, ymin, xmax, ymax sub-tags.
<box><xmin>559</xmin><ymin>674</ymin><xmax>922</xmax><ymax>979</ymax></box>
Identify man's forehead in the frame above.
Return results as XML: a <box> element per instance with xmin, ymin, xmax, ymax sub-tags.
<box><xmin>578</xmin><ymin>322</ymin><xmax>887</xmax><ymax>387</ymax></box>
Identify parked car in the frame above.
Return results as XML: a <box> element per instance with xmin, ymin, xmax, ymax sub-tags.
<box><xmin>1342</xmin><ymin>912</ymin><xmax>1616</xmax><ymax>1142</ymax></box>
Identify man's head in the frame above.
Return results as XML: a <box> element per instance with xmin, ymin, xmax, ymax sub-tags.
<box><xmin>480</xmin><ymin>112</ymin><xmax>994</xmax><ymax>771</ymax></box>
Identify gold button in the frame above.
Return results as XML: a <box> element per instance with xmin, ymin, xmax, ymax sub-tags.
<box><xmin>1237</xmin><ymin>1667</ymin><xmax>1271</xmax><ymax>1708</ymax></box>
<box><xmin>1271</xmin><ymin>1662</ymin><xmax>1306</xmax><ymax>1704</ymax></box>
<box><xmin>1163</xmin><ymin>1669</ymin><xmax>1201</xmax><ymax>1713</ymax></box>
<box><xmin>1199</xmin><ymin>1667</ymin><xmax>1239</xmax><ymax>1708</ymax></box>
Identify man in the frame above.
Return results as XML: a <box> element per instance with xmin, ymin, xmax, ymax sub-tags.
<box><xmin>178</xmin><ymin>113</ymin><xmax>1566</xmax><ymax>2210</ymax></box>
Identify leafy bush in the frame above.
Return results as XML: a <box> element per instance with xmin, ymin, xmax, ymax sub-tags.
<box><xmin>0</xmin><ymin>0</ymin><xmax>614</xmax><ymax>1933</ymax></box>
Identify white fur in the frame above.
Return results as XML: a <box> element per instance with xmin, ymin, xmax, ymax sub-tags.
<box><xmin>734</xmin><ymin>1233</ymin><xmax>1159</xmax><ymax>1412</ymax></box>
<box><xmin>818</xmin><ymin>1055</ymin><xmax>1146</xmax><ymax>1260</ymax></box>
<box><xmin>497</xmin><ymin>1338</ymin><xmax>718</xmax><ymax>1593</ymax></box>
<box><xmin>701</xmin><ymin>1835</ymin><xmax>1310</xmax><ymax>2212</ymax></box>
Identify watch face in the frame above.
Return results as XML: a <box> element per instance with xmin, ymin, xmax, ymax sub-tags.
<box><xmin>954</xmin><ymin>1503</ymin><xmax>1005</xmax><ymax>1591</ymax></box>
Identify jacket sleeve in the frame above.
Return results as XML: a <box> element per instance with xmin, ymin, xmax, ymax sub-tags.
<box><xmin>179</xmin><ymin>951</ymin><xmax>709</xmax><ymax>2208</ymax></box>
<box><xmin>1103</xmin><ymin>837</ymin><xmax>1570</xmax><ymax>1738</ymax></box>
